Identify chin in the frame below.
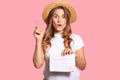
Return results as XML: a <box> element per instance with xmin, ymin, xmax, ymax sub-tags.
<box><xmin>55</xmin><ymin>29</ymin><xmax>63</xmax><ymax>33</ymax></box>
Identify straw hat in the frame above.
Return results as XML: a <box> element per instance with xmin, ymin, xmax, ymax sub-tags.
<box><xmin>42</xmin><ymin>0</ymin><xmax>77</xmax><ymax>23</ymax></box>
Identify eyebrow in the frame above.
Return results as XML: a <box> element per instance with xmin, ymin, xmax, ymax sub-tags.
<box><xmin>53</xmin><ymin>13</ymin><xmax>65</xmax><ymax>16</ymax></box>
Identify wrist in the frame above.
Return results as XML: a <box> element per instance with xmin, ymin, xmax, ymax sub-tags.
<box><xmin>36</xmin><ymin>39</ymin><xmax>42</xmax><ymax>45</ymax></box>
<box><xmin>36</xmin><ymin>38</ymin><xmax>42</xmax><ymax>42</ymax></box>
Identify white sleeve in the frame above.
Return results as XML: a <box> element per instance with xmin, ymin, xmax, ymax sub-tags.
<box><xmin>73</xmin><ymin>34</ymin><xmax>84</xmax><ymax>51</ymax></box>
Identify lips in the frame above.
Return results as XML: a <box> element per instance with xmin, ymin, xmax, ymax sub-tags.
<box><xmin>58</xmin><ymin>24</ymin><xmax>62</xmax><ymax>26</ymax></box>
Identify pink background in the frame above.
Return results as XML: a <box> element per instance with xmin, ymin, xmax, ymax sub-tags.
<box><xmin>0</xmin><ymin>0</ymin><xmax>120</xmax><ymax>80</ymax></box>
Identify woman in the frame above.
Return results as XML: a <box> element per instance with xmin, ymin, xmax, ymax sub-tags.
<box><xmin>33</xmin><ymin>0</ymin><xmax>86</xmax><ymax>80</ymax></box>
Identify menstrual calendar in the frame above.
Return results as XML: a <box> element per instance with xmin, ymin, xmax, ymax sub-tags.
<box><xmin>50</xmin><ymin>53</ymin><xmax>75</xmax><ymax>72</ymax></box>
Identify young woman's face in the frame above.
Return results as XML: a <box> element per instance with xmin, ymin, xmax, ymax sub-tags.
<box><xmin>52</xmin><ymin>8</ymin><xmax>67</xmax><ymax>34</ymax></box>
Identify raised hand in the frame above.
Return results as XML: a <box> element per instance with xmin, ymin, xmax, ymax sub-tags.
<box><xmin>33</xmin><ymin>26</ymin><xmax>43</xmax><ymax>41</ymax></box>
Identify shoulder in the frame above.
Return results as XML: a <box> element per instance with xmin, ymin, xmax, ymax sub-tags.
<box><xmin>71</xmin><ymin>34</ymin><xmax>83</xmax><ymax>40</ymax></box>
<box><xmin>70</xmin><ymin>34</ymin><xmax>84</xmax><ymax>51</ymax></box>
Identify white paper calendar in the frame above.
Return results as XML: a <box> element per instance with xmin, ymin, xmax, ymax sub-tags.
<box><xmin>49</xmin><ymin>53</ymin><xmax>75</xmax><ymax>72</ymax></box>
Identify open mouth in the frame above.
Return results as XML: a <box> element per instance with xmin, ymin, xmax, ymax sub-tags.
<box><xmin>58</xmin><ymin>24</ymin><xmax>62</xmax><ymax>26</ymax></box>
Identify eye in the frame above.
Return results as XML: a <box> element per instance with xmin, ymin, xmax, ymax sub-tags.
<box><xmin>62</xmin><ymin>15</ymin><xmax>66</xmax><ymax>18</ymax></box>
<box><xmin>53</xmin><ymin>15</ymin><xmax>58</xmax><ymax>18</ymax></box>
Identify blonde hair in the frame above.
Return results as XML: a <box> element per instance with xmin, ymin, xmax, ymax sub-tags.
<box><xmin>42</xmin><ymin>6</ymin><xmax>72</xmax><ymax>53</ymax></box>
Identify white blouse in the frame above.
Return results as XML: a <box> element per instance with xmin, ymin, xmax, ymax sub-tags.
<box><xmin>43</xmin><ymin>34</ymin><xmax>84</xmax><ymax>80</ymax></box>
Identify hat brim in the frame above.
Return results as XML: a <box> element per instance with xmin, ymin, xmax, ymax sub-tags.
<box><xmin>42</xmin><ymin>0</ymin><xmax>77</xmax><ymax>23</ymax></box>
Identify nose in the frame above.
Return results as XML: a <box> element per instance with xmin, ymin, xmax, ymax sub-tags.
<box><xmin>57</xmin><ymin>17</ymin><xmax>62</xmax><ymax>23</ymax></box>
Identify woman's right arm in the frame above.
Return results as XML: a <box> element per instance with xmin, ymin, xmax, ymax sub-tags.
<box><xmin>33</xmin><ymin>27</ymin><xmax>44</xmax><ymax>69</ymax></box>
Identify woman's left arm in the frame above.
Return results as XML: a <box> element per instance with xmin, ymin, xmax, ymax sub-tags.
<box><xmin>75</xmin><ymin>47</ymin><xmax>86</xmax><ymax>70</ymax></box>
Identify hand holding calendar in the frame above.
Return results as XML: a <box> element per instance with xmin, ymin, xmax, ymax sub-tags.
<box><xmin>50</xmin><ymin>53</ymin><xmax>75</xmax><ymax>72</ymax></box>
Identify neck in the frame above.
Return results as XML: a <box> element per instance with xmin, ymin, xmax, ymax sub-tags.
<box><xmin>54</xmin><ymin>30</ymin><xmax>63</xmax><ymax>34</ymax></box>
